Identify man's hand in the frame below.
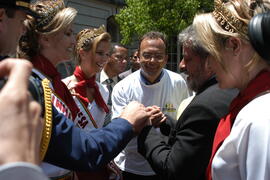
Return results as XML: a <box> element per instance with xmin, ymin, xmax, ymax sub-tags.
<box><xmin>146</xmin><ymin>106</ymin><xmax>166</xmax><ymax>127</ymax></box>
<box><xmin>120</xmin><ymin>101</ymin><xmax>151</xmax><ymax>134</ymax></box>
<box><xmin>0</xmin><ymin>59</ymin><xmax>42</xmax><ymax>165</ymax></box>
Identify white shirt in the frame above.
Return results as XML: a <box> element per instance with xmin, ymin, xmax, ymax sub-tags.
<box><xmin>212</xmin><ymin>93</ymin><xmax>270</xmax><ymax>180</ymax></box>
<box><xmin>176</xmin><ymin>95</ymin><xmax>195</xmax><ymax>120</ymax></box>
<box><xmin>100</xmin><ymin>69</ymin><xmax>119</xmax><ymax>88</ymax></box>
<box><xmin>111</xmin><ymin>69</ymin><xmax>189</xmax><ymax>175</ymax></box>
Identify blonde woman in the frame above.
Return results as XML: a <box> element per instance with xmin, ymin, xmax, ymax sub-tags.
<box><xmin>18</xmin><ymin>0</ymin><xmax>81</xmax><ymax>179</ymax></box>
<box><xmin>193</xmin><ymin>0</ymin><xmax>270</xmax><ymax>179</ymax></box>
<box><xmin>63</xmin><ymin>26</ymin><xmax>110</xmax><ymax>130</ymax></box>
<box><xmin>63</xmin><ymin>26</ymin><xmax>121</xmax><ymax>180</ymax></box>
<box><xmin>19</xmin><ymin>0</ymin><xmax>79</xmax><ymax>120</ymax></box>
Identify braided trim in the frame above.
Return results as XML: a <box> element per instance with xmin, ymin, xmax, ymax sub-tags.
<box><xmin>40</xmin><ymin>78</ymin><xmax>53</xmax><ymax>161</ymax></box>
<box><xmin>213</xmin><ymin>0</ymin><xmax>248</xmax><ymax>36</ymax></box>
<box><xmin>77</xmin><ymin>25</ymin><xmax>106</xmax><ymax>51</ymax></box>
<box><xmin>34</xmin><ymin>0</ymin><xmax>64</xmax><ymax>30</ymax></box>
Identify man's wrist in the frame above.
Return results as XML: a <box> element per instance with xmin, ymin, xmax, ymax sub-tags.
<box><xmin>0</xmin><ymin>143</ymin><xmax>27</xmax><ymax>165</ymax></box>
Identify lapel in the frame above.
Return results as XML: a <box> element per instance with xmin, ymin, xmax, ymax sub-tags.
<box><xmin>175</xmin><ymin>77</ymin><xmax>218</xmax><ymax>130</ymax></box>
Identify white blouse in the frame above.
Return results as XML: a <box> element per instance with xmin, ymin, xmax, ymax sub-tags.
<box><xmin>212</xmin><ymin>93</ymin><xmax>270</xmax><ymax>180</ymax></box>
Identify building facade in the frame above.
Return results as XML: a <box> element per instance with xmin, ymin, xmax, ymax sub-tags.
<box><xmin>58</xmin><ymin>0</ymin><xmax>124</xmax><ymax>78</ymax></box>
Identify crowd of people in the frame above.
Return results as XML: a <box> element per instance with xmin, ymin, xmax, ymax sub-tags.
<box><xmin>1</xmin><ymin>0</ymin><xmax>270</xmax><ymax>180</ymax></box>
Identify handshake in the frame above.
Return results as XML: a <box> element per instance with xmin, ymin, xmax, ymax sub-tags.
<box><xmin>120</xmin><ymin>101</ymin><xmax>167</xmax><ymax>134</ymax></box>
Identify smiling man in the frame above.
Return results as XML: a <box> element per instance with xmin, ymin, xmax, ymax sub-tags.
<box><xmin>111</xmin><ymin>31</ymin><xmax>189</xmax><ymax>180</ymax></box>
<box><xmin>137</xmin><ymin>26</ymin><xmax>238</xmax><ymax>180</ymax></box>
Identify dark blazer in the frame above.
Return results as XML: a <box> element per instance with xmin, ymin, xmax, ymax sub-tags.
<box><xmin>138</xmin><ymin>78</ymin><xmax>238</xmax><ymax>180</ymax></box>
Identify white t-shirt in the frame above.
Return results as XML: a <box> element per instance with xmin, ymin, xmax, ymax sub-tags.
<box><xmin>111</xmin><ymin>69</ymin><xmax>189</xmax><ymax>175</ymax></box>
<box><xmin>212</xmin><ymin>93</ymin><xmax>270</xmax><ymax>180</ymax></box>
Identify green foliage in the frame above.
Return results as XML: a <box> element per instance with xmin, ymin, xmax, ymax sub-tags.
<box><xmin>115</xmin><ymin>0</ymin><xmax>213</xmax><ymax>44</ymax></box>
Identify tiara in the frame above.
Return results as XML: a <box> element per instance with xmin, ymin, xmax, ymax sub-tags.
<box><xmin>212</xmin><ymin>0</ymin><xmax>248</xmax><ymax>35</ymax></box>
<box><xmin>77</xmin><ymin>25</ymin><xmax>106</xmax><ymax>50</ymax></box>
<box><xmin>33</xmin><ymin>0</ymin><xmax>65</xmax><ymax>30</ymax></box>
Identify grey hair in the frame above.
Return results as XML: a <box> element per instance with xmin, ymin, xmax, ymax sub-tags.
<box><xmin>178</xmin><ymin>25</ymin><xmax>209</xmax><ymax>59</ymax></box>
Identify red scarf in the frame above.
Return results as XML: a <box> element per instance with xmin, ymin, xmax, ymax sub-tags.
<box><xmin>73</xmin><ymin>66</ymin><xmax>109</xmax><ymax>113</ymax></box>
<box><xmin>206</xmin><ymin>70</ymin><xmax>270</xmax><ymax>180</ymax></box>
<box><xmin>32</xmin><ymin>55</ymin><xmax>79</xmax><ymax>120</ymax></box>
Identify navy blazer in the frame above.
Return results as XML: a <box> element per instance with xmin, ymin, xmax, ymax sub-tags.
<box><xmin>138</xmin><ymin>78</ymin><xmax>238</xmax><ymax>180</ymax></box>
<box><xmin>44</xmin><ymin>107</ymin><xmax>134</xmax><ymax>171</ymax></box>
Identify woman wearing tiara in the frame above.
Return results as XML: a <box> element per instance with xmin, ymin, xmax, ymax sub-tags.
<box><xmin>63</xmin><ymin>26</ymin><xmax>110</xmax><ymax>131</ymax></box>
<box><xmin>63</xmin><ymin>26</ymin><xmax>121</xmax><ymax>180</ymax></box>
<box><xmin>193</xmin><ymin>0</ymin><xmax>270</xmax><ymax>179</ymax></box>
<box><xmin>18</xmin><ymin>0</ymin><xmax>91</xmax><ymax>179</ymax></box>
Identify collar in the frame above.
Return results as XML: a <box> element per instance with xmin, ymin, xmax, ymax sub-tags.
<box><xmin>100</xmin><ymin>69</ymin><xmax>110</xmax><ymax>84</ymax></box>
<box><xmin>100</xmin><ymin>69</ymin><xmax>120</xmax><ymax>84</ymax></box>
<box><xmin>140</xmin><ymin>69</ymin><xmax>164</xmax><ymax>85</ymax></box>
<box><xmin>196</xmin><ymin>76</ymin><xmax>217</xmax><ymax>95</ymax></box>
